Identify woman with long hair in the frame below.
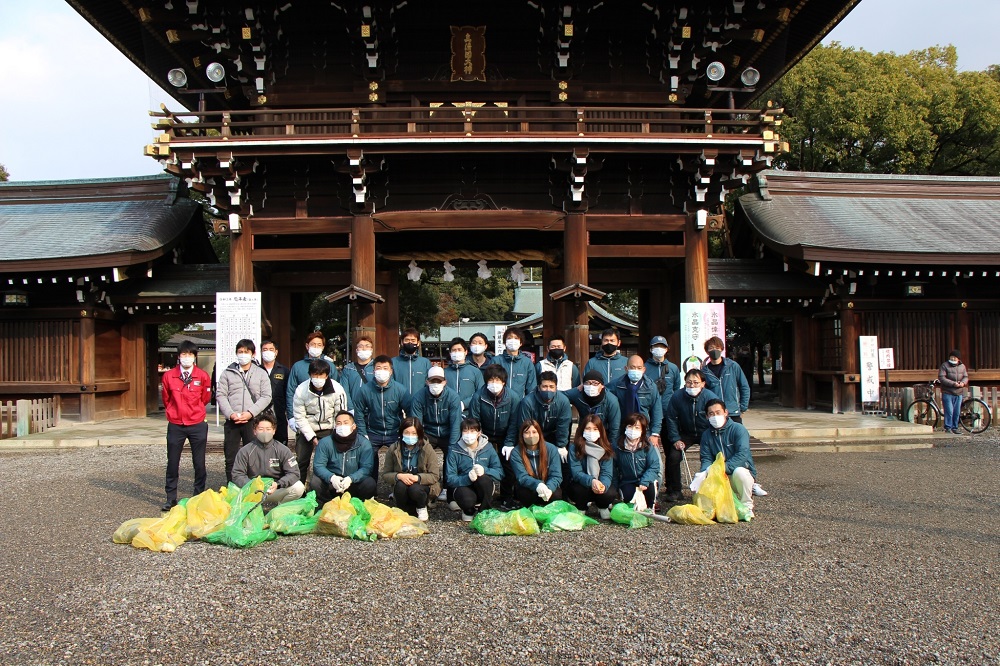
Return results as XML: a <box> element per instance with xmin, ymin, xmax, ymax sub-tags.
<box><xmin>613</xmin><ymin>412</ymin><xmax>660</xmax><ymax>512</ymax></box>
<box><xmin>567</xmin><ymin>414</ymin><xmax>617</xmax><ymax>519</ymax></box>
<box><xmin>380</xmin><ymin>417</ymin><xmax>440</xmax><ymax>521</ymax></box>
<box><xmin>508</xmin><ymin>419</ymin><xmax>563</xmax><ymax>507</ymax></box>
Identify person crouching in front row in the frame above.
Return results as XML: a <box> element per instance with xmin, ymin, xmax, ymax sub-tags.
<box><xmin>310</xmin><ymin>411</ymin><xmax>376</xmax><ymax>506</ymax></box>
<box><xmin>698</xmin><ymin>399</ymin><xmax>759</xmax><ymax>518</ymax></box>
<box><xmin>380</xmin><ymin>417</ymin><xmax>440</xmax><ymax>522</ymax></box>
<box><xmin>566</xmin><ymin>414</ymin><xmax>617</xmax><ymax>520</ymax></box>
<box><xmin>614</xmin><ymin>413</ymin><xmax>660</xmax><ymax>512</ymax></box>
<box><xmin>231</xmin><ymin>412</ymin><xmax>304</xmax><ymax>511</ymax></box>
<box><xmin>508</xmin><ymin>418</ymin><xmax>563</xmax><ymax>507</ymax></box>
<box><xmin>446</xmin><ymin>418</ymin><xmax>503</xmax><ymax>522</ymax></box>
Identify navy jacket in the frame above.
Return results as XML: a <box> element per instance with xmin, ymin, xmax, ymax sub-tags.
<box><xmin>564</xmin><ymin>387</ymin><xmax>622</xmax><ymax>445</ymax></box>
<box><xmin>663</xmin><ymin>387</ymin><xmax>719</xmax><ymax>443</ymax></box>
<box><xmin>644</xmin><ymin>358</ymin><xmax>681</xmax><ymax>396</ymax></box>
<box><xmin>609</xmin><ymin>375</ymin><xmax>664</xmax><ymax>437</ymax></box>
<box><xmin>702</xmin><ymin>358</ymin><xmax>751</xmax><ymax>416</ymax></box>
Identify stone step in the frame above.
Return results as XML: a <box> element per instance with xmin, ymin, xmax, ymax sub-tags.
<box><xmin>748</xmin><ymin>423</ymin><xmax>931</xmax><ymax>440</ymax></box>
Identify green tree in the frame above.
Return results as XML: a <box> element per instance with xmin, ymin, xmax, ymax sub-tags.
<box><xmin>769</xmin><ymin>43</ymin><xmax>1000</xmax><ymax>175</ymax></box>
<box><xmin>399</xmin><ymin>265</ymin><xmax>516</xmax><ymax>334</ymax></box>
<box><xmin>0</xmin><ymin>163</ymin><xmax>9</xmax><ymax>181</ymax></box>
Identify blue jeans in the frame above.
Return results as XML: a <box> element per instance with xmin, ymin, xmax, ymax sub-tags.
<box><xmin>942</xmin><ymin>392</ymin><xmax>962</xmax><ymax>430</ymax></box>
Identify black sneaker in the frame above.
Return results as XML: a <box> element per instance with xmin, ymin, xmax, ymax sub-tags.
<box><xmin>666</xmin><ymin>491</ymin><xmax>685</xmax><ymax>504</ymax></box>
<box><xmin>160</xmin><ymin>500</ymin><xmax>177</xmax><ymax>512</ymax></box>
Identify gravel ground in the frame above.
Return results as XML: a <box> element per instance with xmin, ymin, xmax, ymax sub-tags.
<box><xmin>0</xmin><ymin>435</ymin><xmax>997</xmax><ymax>665</ymax></box>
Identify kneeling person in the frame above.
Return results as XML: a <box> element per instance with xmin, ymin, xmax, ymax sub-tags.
<box><xmin>446</xmin><ymin>418</ymin><xmax>503</xmax><ymax>521</ymax></box>
<box><xmin>232</xmin><ymin>412</ymin><xmax>305</xmax><ymax>510</ymax></box>
<box><xmin>310</xmin><ymin>411</ymin><xmax>376</xmax><ymax>505</ymax></box>
<box><xmin>509</xmin><ymin>419</ymin><xmax>563</xmax><ymax>507</ymax></box>
<box><xmin>380</xmin><ymin>417</ymin><xmax>440</xmax><ymax>521</ymax></box>
<box><xmin>699</xmin><ymin>399</ymin><xmax>759</xmax><ymax>516</ymax></box>
<box><xmin>567</xmin><ymin>415</ymin><xmax>617</xmax><ymax>519</ymax></box>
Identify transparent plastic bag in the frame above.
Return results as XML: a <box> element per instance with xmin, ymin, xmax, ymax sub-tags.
<box><xmin>610</xmin><ymin>502</ymin><xmax>650</xmax><ymax>529</ymax></box>
<box><xmin>470</xmin><ymin>508</ymin><xmax>540</xmax><ymax>536</ymax></box>
<box><xmin>131</xmin><ymin>504</ymin><xmax>189</xmax><ymax>552</ymax></box>
<box><xmin>543</xmin><ymin>511</ymin><xmax>599</xmax><ymax>532</ymax></box>
<box><xmin>666</xmin><ymin>503</ymin><xmax>716</xmax><ymax>525</ymax></box>
<box><xmin>112</xmin><ymin>518</ymin><xmax>158</xmax><ymax>544</ymax></box>
<box><xmin>364</xmin><ymin>499</ymin><xmax>429</xmax><ymax>538</ymax></box>
<box><xmin>693</xmin><ymin>453</ymin><xmax>739</xmax><ymax>524</ymax></box>
<box><xmin>185</xmin><ymin>489</ymin><xmax>231</xmax><ymax>538</ymax></box>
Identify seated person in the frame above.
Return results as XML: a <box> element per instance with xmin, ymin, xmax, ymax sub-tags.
<box><xmin>613</xmin><ymin>412</ymin><xmax>661</xmax><ymax>512</ymax></box>
<box><xmin>380</xmin><ymin>417</ymin><xmax>440</xmax><ymax>522</ymax></box>
<box><xmin>446</xmin><ymin>417</ymin><xmax>503</xmax><ymax>521</ymax></box>
<box><xmin>231</xmin><ymin>412</ymin><xmax>304</xmax><ymax>510</ymax></box>
<box><xmin>469</xmin><ymin>364</ymin><xmax>518</xmax><ymax>507</ymax></box>
<box><xmin>662</xmin><ymin>368</ymin><xmax>719</xmax><ymax>503</ymax></box>
<box><xmin>309</xmin><ymin>411</ymin><xmax>376</xmax><ymax>505</ymax></box>
<box><xmin>509</xmin><ymin>419</ymin><xmax>563</xmax><ymax>507</ymax></box>
<box><xmin>698</xmin><ymin>399</ymin><xmax>759</xmax><ymax>517</ymax></box>
<box><xmin>566</xmin><ymin>415</ymin><xmax>617</xmax><ymax>519</ymax></box>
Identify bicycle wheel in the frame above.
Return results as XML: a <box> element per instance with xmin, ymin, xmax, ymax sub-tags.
<box><xmin>906</xmin><ymin>399</ymin><xmax>941</xmax><ymax>429</ymax></box>
<box><xmin>959</xmin><ymin>398</ymin><xmax>992</xmax><ymax>434</ymax></box>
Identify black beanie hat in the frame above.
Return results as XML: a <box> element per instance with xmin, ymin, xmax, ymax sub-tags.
<box><xmin>948</xmin><ymin>349</ymin><xmax>961</xmax><ymax>360</ymax></box>
<box><xmin>583</xmin><ymin>370</ymin><xmax>605</xmax><ymax>384</ymax></box>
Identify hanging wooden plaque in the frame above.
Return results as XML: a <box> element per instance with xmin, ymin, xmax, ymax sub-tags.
<box><xmin>450</xmin><ymin>26</ymin><xmax>486</xmax><ymax>82</ymax></box>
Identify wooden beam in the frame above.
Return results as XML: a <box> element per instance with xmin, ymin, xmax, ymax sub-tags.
<box><xmin>351</xmin><ymin>215</ymin><xmax>377</xmax><ymax>348</ymax></box>
<box><xmin>251</xmin><ymin>217</ymin><xmax>353</xmax><ymax>235</ymax></box>
<box><xmin>251</xmin><ymin>248</ymin><xmax>352</xmax><ymax>262</ymax></box>
<box><xmin>0</xmin><ymin>381</ymin><xmax>126</xmax><ymax>394</ymax></box>
<box><xmin>373</xmin><ymin>210</ymin><xmax>565</xmax><ymax>231</ymax></box>
<box><xmin>79</xmin><ymin>314</ymin><xmax>96</xmax><ymax>422</ymax></box>
<box><xmin>685</xmin><ymin>216</ymin><xmax>709</xmax><ymax>302</ymax></box>
<box><xmin>231</xmin><ymin>217</ymin><xmax>254</xmax><ymax>291</ymax></box>
<box><xmin>587</xmin><ymin>245</ymin><xmax>685</xmax><ymax>258</ymax></box>
<box><xmin>563</xmin><ymin>213</ymin><xmax>590</xmax><ymax>372</ymax></box>
<box><xmin>587</xmin><ymin>215</ymin><xmax>686</xmax><ymax>231</ymax></box>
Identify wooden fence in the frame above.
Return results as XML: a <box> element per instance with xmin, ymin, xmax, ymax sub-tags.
<box><xmin>0</xmin><ymin>397</ymin><xmax>61</xmax><ymax>439</ymax></box>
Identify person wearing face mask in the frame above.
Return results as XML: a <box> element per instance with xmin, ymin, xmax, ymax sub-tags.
<box><xmin>644</xmin><ymin>335</ymin><xmax>681</xmax><ymax>396</ymax></box>
<box><xmin>410</xmin><ymin>366</ymin><xmax>463</xmax><ymax>451</ymax></box>
<box><xmin>339</xmin><ymin>335</ymin><xmax>376</xmax><ymax>400</ymax></box>
<box><xmin>285</xmin><ymin>332</ymin><xmax>338</xmax><ymax>449</ymax></box>
<box><xmin>609</xmin><ymin>355</ymin><xmax>663</xmax><ymax>445</ymax></box>
<box><xmin>487</xmin><ymin>328</ymin><xmax>538</xmax><ymax>400</ymax></box>
<box><xmin>217</xmin><ymin>338</ymin><xmax>273</xmax><ymax>483</ymax></box>
<box><xmin>380</xmin><ymin>417</ymin><xmax>440</xmax><ymax>521</ymax></box>
<box><xmin>504</xmin><ymin>372</ymin><xmax>572</xmax><ymax>454</ymax></box>
<box><xmin>444</xmin><ymin>338</ymin><xmax>483</xmax><ymax>416</ymax></box>
<box><xmin>161</xmin><ymin>340</ymin><xmax>212</xmax><ymax>511</ymax></box>
<box><xmin>231</xmin><ymin>412</ymin><xmax>304</xmax><ymax>510</ymax></box>
<box><xmin>446</xmin><ymin>418</ymin><xmax>503</xmax><ymax>521</ymax></box>
<box><xmin>536</xmin><ymin>335</ymin><xmax>580</xmax><ymax>392</ymax></box>
<box><xmin>564</xmin><ymin>370</ymin><xmax>622</xmax><ymax>446</ymax></box>
<box><xmin>938</xmin><ymin>349</ymin><xmax>969</xmax><ymax>435</ymax></box>
<box><xmin>392</xmin><ymin>328</ymin><xmax>432</xmax><ymax>397</ymax></box>
<box><xmin>469</xmin><ymin>365</ymin><xmax>519</xmax><ymax>508</ymax></box>
<box><xmin>509</xmin><ymin>420</ymin><xmax>563</xmax><ymax>507</ymax></box>
<box><xmin>663</xmin><ymin>369</ymin><xmax>719</xmax><ymax>503</ymax></box>
<box><xmin>701</xmin><ymin>336</ymin><xmax>751</xmax><ymax>423</ymax></box>
<box><xmin>613</xmin><ymin>413</ymin><xmax>660</xmax><ymax>512</ymax></box>
<box><xmin>353</xmin><ymin>355</ymin><xmax>412</xmax><ymax>482</ymax></box>
<box><xmin>259</xmin><ymin>339</ymin><xmax>290</xmax><ymax>444</ymax></box>
<box><xmin>566</xmin><ymin>415</ymin><xmax>617</xmax><ymax>519</ymax></box>
<box><xmin>697</xmin><ymin>399</ymin><xmax>758</xmax><ymax>517</ymax></box>
<box><xmin>468</xmin><ymin>332</ymin><xmax>494</xmax><ymax>372</ymax></box>
<box><xmin>291</xmin><ymin>358</ymin><xmax>356</xmax><ymax>485</ymax></box>
<box><xmin>584</xmin><ymin>328</ymin><xmax>628</xmax><ymax>385</ymax></box>
<box><xmin>311</xmin><ymin>411</ymin><xmax>376</xmax><ymax>505</ymax></box>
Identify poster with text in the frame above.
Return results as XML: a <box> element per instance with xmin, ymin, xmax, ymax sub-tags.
<box><xmin>493</xmin><ymin>325</ymin><xmax>507</xmax><ymax>357</ymax></box>
<box><xmin>859</xmin><ymin>335</ymin><xmax>880</xmax><ymax>403</ymax></box>
<box><xmin>679</xmin><ymin>303</ymin><xmax>726</xmax><ymax>373</ymax></box>
<box><xmin>216</xmin><ymin>292</ymin><xmax>262</xmax><ymax>368</ymax></box>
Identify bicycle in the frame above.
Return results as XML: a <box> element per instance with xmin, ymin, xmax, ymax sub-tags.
<box><xmin>905</xmin><ymin>380</ymin><xmax>992</xmax><ymax>434</ymax></box>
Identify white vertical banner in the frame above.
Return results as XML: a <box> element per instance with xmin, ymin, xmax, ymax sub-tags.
<box><xmin>493</xmin><ymin>325</ymin><xmax>507</xmax><ymax>356</ymax></box>
<box><xmin>679</xmin><ymin>303</ymin><xmax>726</xmax><ymax>373</ymax></box>
<box><xmin>859</xmin><ymin>335</ymin><xmax>880</xmax><ymax>403</ymax></box>
<box><xmin>216</xmin><ymin>292</ymin><xmax>262</xmax><ymax>367</ymax></box>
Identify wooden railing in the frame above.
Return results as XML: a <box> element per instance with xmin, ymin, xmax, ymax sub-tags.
<box><xmin>0</xmin><ymin>398</ymin><xmax>61</xmax><ymax>439</ymax></box>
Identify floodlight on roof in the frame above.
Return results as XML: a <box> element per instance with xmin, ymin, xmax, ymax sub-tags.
<box><xmin>740</xmin><ymin>67</ymin><xmax>761</xmax><ymax>87</ymax></box>
<box><xmin>205</xmin><ymin>62</ymin><xmax>226</xmax><ymax>83</ymax></box>
<box><xmin>167</xmin><ymin>68</ymin><xmax>188</xmax><ymax>88</ymax></box>
<box><xmin>706</xmin><ymin>61</ymin><xmax>726</xmax><ymax>82</ymax></box>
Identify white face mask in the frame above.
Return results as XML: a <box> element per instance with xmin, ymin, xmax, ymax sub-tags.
<box><xmin>335</xmin><ymin>424</ymin><xmax>354</xmax><ymax>438</ymax></box>
<box><xmin>374</xmin><ymin>369</ymin><xmax>392</xmax><ymax>384</ymax></box>
<box><xmin>583</xmin><ymin>384</ymin><xmax>602</xmax><ymax>397</ymax></box>
<box><xmin>627</xmin><ymin>368</ymin><xmax>644</xmax><ymax>382</ymax></box>
<box><xmin>582</xmin><ymin>429</ymin><xmax>601</xmax><ymax>443</ymax></box>
<box><xmin>470</xmin><ymin>344</ymin><xmax>487</xmax><ymax>355</ymax></box>
<box><xmin>310</xmin><ymin>377</ymin><xmax>326</xmax><ymax>389</ymax></box>
<box><xmin>450</xmin><ymin>351</ymin><xmax>466</xmax><ymax>363</ymax></box>
<box><xmin>651</xmin><ymin>348</ymin><xmax>666</xmax><ymax>360</ymax></box>
<box><xmin>686</xmin><ymin>386</ymin><xmax>702</xmax><ymax>397</ymax></box>
<box><xmin>178</xmin><ymin>356</ymin><xmax>195</xmax><ymax>369</ymax></box>
<box><xmin>505</xmin><ymin>338</ymin><xmax>520</xmax><ymax>352</ymax></box>
<box><xmin>356</xmin><ymin>349</ymin><xmax>373</xmax><ymax>362</ymax></box>
<box><xmin>236</xmin><ymin>353</ymin><xmax>253</xmax><ymax>366</ymax></box>
<box><xmin>625</xmin><ymin>427</ymin><xmax>642</xmax><ymax>441</ymax></box>
<box><xmin>261</xmin><ymin>350</ymin><xmax>276</xmax><ymax>364</ymax></box>
<box><xmin>487</xmin><ymin>381</ymin><xmax>504</xmax><ymax>395</ymax></box>
<box><xmin>462</xmin><ymin>431</ymin><xmax>480</xmax><ymax>445</ymax></box>
<box><xmin>307</xmin><ymin>346</ymin><xmax>323</xmax><ymax>358</ymax></box>
<box><xmin>708</xmin><ymin>414</ymin><xmax>727</xmax><ymax>429</ymax></box>
<box><xmin>428</xmin><ymin>383</ymin><xmax>445</xmax><ymax>396</ymax></box>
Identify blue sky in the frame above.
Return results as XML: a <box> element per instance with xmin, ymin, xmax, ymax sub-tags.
<box><xmin>1</xmin><ymin>0</ymin><xmax>998</xmax><ymax>181</ymax></box>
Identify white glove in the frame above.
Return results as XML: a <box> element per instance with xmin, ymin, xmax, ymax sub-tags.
<box><xmin>287</xmin><ymin>418</ymin><xmax>298</xmax><ymax>433</ymax></box>
<box><xmin>631</xmin><ymin>489</ymin><xmax>648</xmax><ymax>512</ymax></box>
<box><xmin>341</xmin><ymin>476</ymin><xmax>352</xmax><ymax>491</ymax></box>
<box><xmin>468</xmin><ymin>468</ymin><xmax>479</xmax><ymax>481</ymax></box>
<box><xmin>329</xmin><ymin>475</ymin><xmax>343</xmax><ymax>492</ymax></box>
<box><xmin>690</xmin><ymin>471</ymin><xmax>708</xmax><ymax>493</ymax></box>
<box><xmin>473</xmin><ymin>464</ymin><xmax>485</xmax><ymax>477</ymax></box>
<box><xmin>536</xmin><ymin>482</ymin><xmax>548</xmax><ymax>499</ymax></box>
<box><xmin>501</xmin><ymin>446</ymin><xmax>514</xmax><ymax>460</ymax></box>
<box><xmin>557</xmin><ymin>447</ymin><xmax>569</xmax><ymax>463</ymax></box>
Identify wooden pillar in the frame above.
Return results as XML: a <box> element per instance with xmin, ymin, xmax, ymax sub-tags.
<box><xmin>271</xmin><ymin>288</ymin><xmax>293</xmax><ymax>366</ymax></box>
<box><xmin>541</xmin><ymin>266</ymin><xmax>555</xmax><ymax>347</ymax></box>
<box><xmin>957</xmin><ymin>308</ymin><xmax>971</xmax><ymax>369</ymax></box>
<box><xmin>79</xmin><ymin>311</ymin><xmax>96</xmax><ymax>423</ymax></box>
<box><xmin>563</xmin><ymin>212</ymin><xmax>590</xmax><ymax>372</ymax></box>
<box><xmin>376</xmin><ymin>270</ymin><xmax>400</xmax><ymax>358</ymax></box>
<box><xmin>146</xmin><ymin>324</ymin><xmax>160</xmax><ymax>415</ymax></box>
<box><xmin>792</xmin><ymin>313</ymin><xmax>808</xmax><ymax>409</ymax></box>
<box><xmin>352</xmin><ymin>215</ymin><xmax>377</xmax><ymax>347</ymax></box>
<box><xmin>121</xmin><ymin>322</ymin><xmax>147</xmax><ymax>418</ymax></box>
<box><xmin>684</xmin><ymin>214</ymin><xmax>709</xmax><ymax>303</ymax></box>
<box><xmin>230</xmin><ymin>218</ymin><xmax>254</xmax><ymax>291</ymax></box>
<box><xmin>840</xmin><ymin>307</ymin><xmax>858</xmax><ymax>413</ymax></box>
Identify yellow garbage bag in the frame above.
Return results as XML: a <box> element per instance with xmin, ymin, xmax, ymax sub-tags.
<box><xmin>185</xmin><ymin>489</ymin><xmax>231</xmax><ymax>538</ymax></box>
<box><xmin>666</xmin><ymin>503</ymin><xmax>716</xmax><ymax>525</ymax></box>
<box><xmin>112</xmin><ymin>518</ymin><xmax>158</xmax><ymax>544</ymax></box>
<box><xmin>131</xmin><ymin>504</ymin><xmax>189</xmax><ymax>552</ymax></box>
<box><xmin>693</xmin><ymin>452</ymin><xmax>739</xmax><ymax>524</ymax></box>
<box><xmin>363</xmin><ymin>499</ymin><xmax>429</xmax><ymax>538</ymax></box>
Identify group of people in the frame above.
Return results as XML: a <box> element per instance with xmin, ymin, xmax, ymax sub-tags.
<box><xmin>161</xmin><ymin>326</ymin><xmax>763</xmax><ymax>522</ymax></box>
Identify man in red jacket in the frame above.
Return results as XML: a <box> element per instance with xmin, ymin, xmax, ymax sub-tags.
<box><xmin>161</xmin><ymin>340</ymin><xmax>212</xmax><ymax>511</ymax></box>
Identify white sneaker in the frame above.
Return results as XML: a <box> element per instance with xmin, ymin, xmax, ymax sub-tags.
<box><xmin>448</xmin><ymin>501</ymin><xmax>461</xmax><ymax>512</ymax></box>
<box><xmin>416</xmin><ymin>507</ymin><xmax>429</xmax><ymax>521</ymax></box>
<box><xmin>436</xmin><ymin>489</ymin><xmax>448</xmax><ymax>501</ymax></box>
<box><xmin>752</xmin><ymin>483</ymin><xmax>768</xmax><ymax>497</ymax></box>
<box><xmin>598</xmin><ymin>508</ymin><xmax>611</xmax><ymax>520</ymax></box>
<box><xmin>461</xmin><ymin>513</ymin><xmax>474</xmax><ymax>522</ymax></box>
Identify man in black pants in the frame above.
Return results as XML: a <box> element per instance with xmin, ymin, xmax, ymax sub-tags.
<box><xmin>161</xmin><ymin>340</ymin><xmax>212</xmax><ymax>511</ymax></box>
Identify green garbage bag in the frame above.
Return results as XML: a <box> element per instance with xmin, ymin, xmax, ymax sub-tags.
<box><xmin>529</xmin><ymin>500</ymin><xmax>580</xmax><ymax>527</ymax></box>
<box><xmin>543</xmin><ymin>511</ymin><xmax>599</xmax><ymax>532</ymax></box>
<box><xmin>265</xmin><ymin>490</ymin><xmax>319</xmax><ymax>524</ymax></box>
<box><xmin>610</xmin><ymin>502</ymin><xmax>650</xmax><ymax>529</ymax></box>
<box><xmin>733</xmin><ymin>493</ymin><xmax>754</xmax><ymax>522</ymax></box>
<box><xmin>202</xmin><ymin>478</ymin><xmax>278</xmax><ymax>548</ymax></box>
<box><xmin>348</xmin><ymin>514</ymin><xmax>376</xmax><ymax>541</ymax></box>
<box><xmin>350</xmin><ymin>497</ymin><xmax>370</xmax><ymax>523</ymax></box>
<box><xmin>269</xmin><ymin>513</ymin><xmax>319</xmax><ymax>535</ymax></box>
<box><xmin>470</xmin><ymin>508</ymin><xmax>540</xmax><ymax>536</ymax></box>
